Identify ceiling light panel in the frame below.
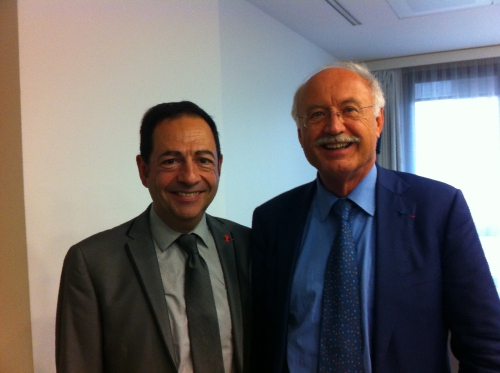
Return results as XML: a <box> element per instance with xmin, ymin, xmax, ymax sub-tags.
<box><xmin>325</xmin><ymin>0</ymin><xmax>362</xmax><ymax>25</ymax></box>
<box><xmin>386</xmin><ymin>0</ymin><xmax>493</xmax><ymax>18</ymax></box>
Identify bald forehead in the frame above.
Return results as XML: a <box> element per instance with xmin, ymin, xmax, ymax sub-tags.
<box><xmin>305</xmin><ymin>67</ymin><xmax>371</xmax><ymax>95</ymax></box>
<box><xmin>296</xmin><ymin>67</ymin><xmax>373</xmax><ymax>112</ymax></box>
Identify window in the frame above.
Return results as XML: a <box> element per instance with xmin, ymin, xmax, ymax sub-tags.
<box><xmin>376</xmin><ymin>58</ymin><xmax>500</xmax><ymax>293</ymax></box>
<box><xmin>414</xmin><ymin>96</ymin><xmax>500</xmax><ymax>291</ymax></box>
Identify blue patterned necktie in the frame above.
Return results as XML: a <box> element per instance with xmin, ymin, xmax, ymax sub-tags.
<box><xmin>319</xmin><ymin>199</ymin><xmax>364</xmax><ymax>373</ymax></box>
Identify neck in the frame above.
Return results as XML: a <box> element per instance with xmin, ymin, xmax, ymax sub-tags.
<box><xmin>319</xmin><ymin>166</ymin><xmax>374</xmax><ymax>197</ymax></box>
<box><xmin>154</xmin><ymin>207</ymin><xmax>203</xmax><ymax>233</ymax></box>
<box><xmin>319</xmin><ymin>177</ymin><xmax>356</xmax><ymax>198</ymax></box>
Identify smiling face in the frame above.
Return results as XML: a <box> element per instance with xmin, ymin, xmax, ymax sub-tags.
<box><xmin>136</xmin><ymin>115</ymin><xmax>222</xmax><ymax>232</ymax></box>
<box><xmin>297</xmin><ymin>67</ymin><xmax>384</xmax><ymax>196</ymax></box>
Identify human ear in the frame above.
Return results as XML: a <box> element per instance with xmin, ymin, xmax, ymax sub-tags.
<box><xmin>136</xmin><ymin>155</ymin><xmax>149</xmax><ymax>187</ymax></box>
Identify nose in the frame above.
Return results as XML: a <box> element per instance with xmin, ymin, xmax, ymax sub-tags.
<box><xmin>177</xmin><ymin>161</ymin><xmax>201</xmax><ymax>185</ymax></box>
<box><xmin>324</xmin><ymin>109</ymin><xmax>345</xmax><ymax>134</ymax></box>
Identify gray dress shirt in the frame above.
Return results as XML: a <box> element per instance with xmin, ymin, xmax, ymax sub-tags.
<box><xmin>149</xmin><ymin>208</ymin><xmax>234</xmax><ymax>373</ymax></box>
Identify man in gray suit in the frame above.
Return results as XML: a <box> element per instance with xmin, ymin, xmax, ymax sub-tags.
<box><xmin>56</xmin><ymin>101</ymin><xmax>251</xmax><ymax>373</ymax></box>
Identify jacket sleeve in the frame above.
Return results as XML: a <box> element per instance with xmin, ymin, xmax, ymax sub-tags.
<box><xmin>251</xmin><ymin>204</ymin><xmax>282</xmax><ymax>373</ymax></box>
<box><xmin>443</xmin><ymin>190</ymin><xmax>500</xmax><ymax>372</ymax></box>
<box><xmin>250</xmin><ymin>207</ymin><xmax>266</xmax><ymax>372</ymax></box>
<box><xmin>56</xmin><ymin>245</ymin><xmax>103</xmax><ymax>373</ymax></box>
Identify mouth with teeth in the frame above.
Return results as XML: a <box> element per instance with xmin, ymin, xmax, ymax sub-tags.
<box><xmin>323</xmin><ymin>142</ymin><xmax>351</xmax><ymax>149</ymax></box>
<box><xmin>315</xmin><ymin>135</ymin><xmax>361</xmax><ymax>150</ymax></box>
<box><xmin>176</xmin><ymin>191</ymin><xmax>201</xmax><ymax>197</ymax></box>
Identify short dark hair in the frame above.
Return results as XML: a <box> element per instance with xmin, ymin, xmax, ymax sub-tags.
<box><xmin>139</xmin><ymin>101</ymin><xmax>221</xmax><ymax>163</ymax></box>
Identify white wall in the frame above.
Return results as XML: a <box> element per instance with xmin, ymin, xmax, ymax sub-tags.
<box><xmin>17</xmin><ymin>0</ymin><xmax>333</xmax><ymax>371</ymax></box>
<box><xmin>219</xmin><ymin>1</ymin><xmax>333</xmax><ymax>226</ymax></box>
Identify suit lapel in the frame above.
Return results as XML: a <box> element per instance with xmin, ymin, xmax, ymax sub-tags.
<box><xmin>207</xmin><ymin>215</ymin><xmax>245</xmax><ymax>373</ymax></box>
<box><xmin>373</xmin><ymin>166</ymin><xmax>415</xmax><ymax>363</ymax></box>
<box><xmin>277</xmin><ymin>183</ymin><xmax>317</xmax><ymax>324</ymax></box>
<box><xmin>125</xmin><ymin>206</ymin><xmax>176</xmax><ymax>370</ymax></box>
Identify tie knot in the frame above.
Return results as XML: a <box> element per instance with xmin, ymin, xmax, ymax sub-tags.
<box><xmin>333</xmin><ymin>199</ymin><xmax>352</xmax><ymax>221</ymax></box>
<box><xmin>176</xmin><ymin>234</ymin><xmax>198</xmax><ymax>256</ymax></box>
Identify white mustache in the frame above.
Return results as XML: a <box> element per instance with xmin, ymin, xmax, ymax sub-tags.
<box><xmin>314</xmin><ymin>135</ymin><xmax>361</xmax><ymax>147</ymax></box>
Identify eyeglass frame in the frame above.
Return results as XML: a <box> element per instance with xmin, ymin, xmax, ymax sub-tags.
<box><xmin>296</xmin><ymin>105</ymin><xmax>375</xmax><ymax>128</ymax></box>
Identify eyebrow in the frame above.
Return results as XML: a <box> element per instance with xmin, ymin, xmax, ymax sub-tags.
<box><xmin>340</xmin><ymin>98</ymin><xmax>364</xmax><ymax>106</ymax></box>
<box><xmin>305</xmin><ymin>98</ymin><xmax>364</xmax><ymax>110</ymax></box>
<box><xmin>194</xmin><ymin>150</ymin><xmax>216</xmax><ymax>159</ymax></box>
<box><xmin>157</xmin><ymin>150</ymin><xmax>182</xmax><ymax>159</ymax></box>
<box><xmin>156</xmin><ymin>150</ymin><xmax>216</xmax><ymax>159</ymax></box>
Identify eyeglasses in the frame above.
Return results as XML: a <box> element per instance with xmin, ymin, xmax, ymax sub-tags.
<box><xmin>297</xmin><ymin>105</ymin><xmax>374</xmax><ymax>127</ymax></box>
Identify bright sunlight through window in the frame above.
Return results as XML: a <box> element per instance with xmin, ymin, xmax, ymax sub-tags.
<box><xmin>415</xmin><ymin>97</ymin><xmax>500</xmax><ymax>293</ymax></box>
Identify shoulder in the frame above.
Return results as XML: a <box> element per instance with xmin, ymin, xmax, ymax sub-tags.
<box><xmin>207</xmin><ymin>215</ymin><xmax>250</xmax><ymax>237</ymax></box>
<box><xmin>66</xmin><ymin>208</ymin><xmax>149</xmax><ymax>260</ymax></box>
<box><xmin>207</xmin><ymin>216</ymin><xmax>251</xmax><ymax>267</ymax></box>
<box><xmin>377</xmin><ymin>167</ymin><xmax>473</xmax><ymax>229</ymax></box>
<box><xmin>73</xmin><ymin>219</ymin><xmax>132</xmax><ymax>248</ymax></box>
<box><xmin>254</xmin><ymin>181</ymin><xmax>315</xmax><ymax>213</ymax></box>
<box><xmin>378</xmin><ymin>166</ymin><xmax>460</xmax><ymax>199</ymax></box>
<box><xmin>60</xmin><ymin>209</ymin><xmax>153</xmax><ymax>283</ymax></box>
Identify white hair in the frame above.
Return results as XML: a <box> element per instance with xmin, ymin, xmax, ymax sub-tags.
<box><xmin>291</xmin><ymin>61</ymin><xmax>385</xmax><ymax>127</ymax></box>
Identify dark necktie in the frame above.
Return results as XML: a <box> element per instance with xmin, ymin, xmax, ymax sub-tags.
<box><xmin>176</xmin><ymin>234</ymin><xmax>225</xmax><ymax>373</ymax></box>
<box><xmin>319</xmin><ymin>199</ymin><xmax>364</xmax><ymax>372</ymax></box>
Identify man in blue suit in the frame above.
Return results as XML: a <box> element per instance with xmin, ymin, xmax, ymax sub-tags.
<box><xmin>251</xmin><ymin>62</ymin><xmax>500</xmax><ymax>373</ymax></box>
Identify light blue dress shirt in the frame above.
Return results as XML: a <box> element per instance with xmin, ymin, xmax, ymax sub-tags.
<box><xmin>149</xmin><ymin>208</ymin><xmax>234</xmax><ymax>373</ymax></box>
<box><xmin>287</xmin><ymin>165</ymin><xmax>377</xmax><ymax>373</ymax></box>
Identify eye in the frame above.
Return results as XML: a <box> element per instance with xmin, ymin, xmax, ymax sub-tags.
<box><xmin>197</xmin><ymin>157</ymin><xmax>216</xmax><ymax>170</ymax></box>
<box><xmin>342</xmin><ymin>106</ymin><xmax>360</xmax><ymax>118</ymax></box>
<box><xmin>343</xmin><ymin>106</ymin><xmax>359</xmax><ymax>114</ymax></box>
<box><xmin>199</xmin><ymin>157</ymin><xmax>213</xmax><ymax>164</ymax></box>
<box><xmin>161</xmin><ymin>158</ymin><xmax>176</xmax><ymax>165</ymax></box>
<box><xmin>307</xmin><ymin>109</ymin><xmax>327</xmax><ymax>121</ymax></box>
<box><xmin>157</xmin><ymin>157</ymin><xmax>179</xmax><ymax>169</ymax></box>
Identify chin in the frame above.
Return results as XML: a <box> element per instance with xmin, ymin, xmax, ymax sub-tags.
<box><xmin>176</xmin><ymin>210</ymin><xmax>202</xmax><ymax>221</ymax></box>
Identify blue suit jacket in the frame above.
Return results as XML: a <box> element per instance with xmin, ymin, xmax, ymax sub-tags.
<box><xmin>251</xmin><ymin>165</ymin><xmax>500</xmax><ymax>373</ymax></box>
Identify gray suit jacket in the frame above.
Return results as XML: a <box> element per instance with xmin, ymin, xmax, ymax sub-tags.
<box><xmin>56</xmin><ymin>206</ymin><xmax>251</xmax><ymax>373</ymax></box>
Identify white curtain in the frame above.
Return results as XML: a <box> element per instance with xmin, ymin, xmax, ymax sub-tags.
<box><xmin>373</xmin><ymin>69</ymin><xmax>411</xmax><ymax>172</ymax></box>
<box><xmin>410</xmin><ymin>59</ymin><xmax>499</xmax><ymax>100</ymax></box>
<box><xmin>374</xmin><ymin>57</ymin><xmax>500</xmax><ymax>172</ymax></box>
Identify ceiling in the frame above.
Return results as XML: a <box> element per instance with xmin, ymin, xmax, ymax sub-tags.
<box><xmin>245</xmin><ymin>0</ymin><xmax>500</xmax><ymax>62</ymax></box>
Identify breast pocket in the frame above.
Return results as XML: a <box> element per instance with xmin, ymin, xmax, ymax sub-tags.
<box><xmin>401</xmin><ymin>260</ymin><xmax>441</xmax><ymax>290</ymax></box>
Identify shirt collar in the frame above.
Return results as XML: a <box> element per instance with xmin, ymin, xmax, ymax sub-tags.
<box><xmin>316</xmin><ymin>164</ymin><xmax>377</xmax><ymax>221</ymax></box>
<box><xmin>149</xmin><ymin>207</ymin><xmax>211</xmax><ymax>252</ymax></box>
